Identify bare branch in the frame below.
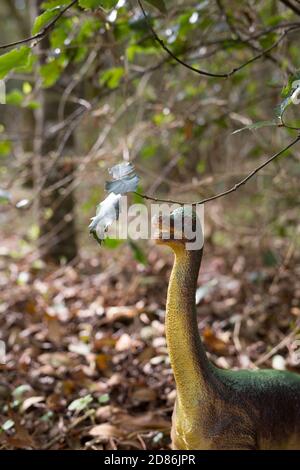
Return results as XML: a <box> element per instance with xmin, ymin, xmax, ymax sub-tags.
<box><xmin>0</xmin><ymin>0</ymin><xmax>78</xmax><ymax>51</ymax></box>
<box><xmin>134</xmin><ymin>134</ymin><xmax>300</xmax><ymax>205</ymax></box>
<box><xmin>280</xmin><ymin>0</ymin><xmax>300</xmax><ymax>16</ymax></box>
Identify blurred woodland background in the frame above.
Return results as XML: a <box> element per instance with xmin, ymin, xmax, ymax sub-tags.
<box><xmin>0</xmin><ymin>0</ymin><xmax>300</xmax><ymax>450</ymax></box>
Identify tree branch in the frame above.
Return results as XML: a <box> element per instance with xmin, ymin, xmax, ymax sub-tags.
<box><xmin>134</xmin><ymin>134</ymin><xmax>300</xmax><ymax>205</ymax></box>
<box><xmin>280</xmin><ymin>0</ymin><xmax>300</xmax><ymax>16</ymax></box>
<box><xmin>0</xmin><ymin>0</ymin><xmax>78</xmax><ymax>51</ymax></box>
<box><xmin>216</xmin><ymin>0</ymin><xmax>289</xmax><ymax>72</ymax></box>
<box><xmin>137</xmin><ymin>0</ymin><xmax>297</xmax><ymax>79</ymax></box>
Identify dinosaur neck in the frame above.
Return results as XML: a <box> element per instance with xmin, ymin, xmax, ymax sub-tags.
<box><xmin>166</xmin><ymin>247</ymin><xmax>215</xmax><ymax>410</ymax></box>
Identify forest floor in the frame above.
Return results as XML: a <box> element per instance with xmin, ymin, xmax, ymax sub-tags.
<box><xmin>0</xmin><ymin>237</ymin><xmax>299</xmax><ymax>450</ymax></box>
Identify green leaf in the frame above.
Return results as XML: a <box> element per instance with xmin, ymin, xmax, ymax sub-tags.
<box><xmin>281</xmin><ymin>71</ymin><xmax>300</xmax><ymax>98</ymax></box>
<box><xmin>40</xmin><ymin>60</ymin><xmax>62</xmax><ymax>87</ymax></box>
<box><xmin>25</xmin><ymin>100</ymin><xmax>40</xmax><ymax>110</ymax></box>
<box><xmin>140</xmin><ymin>143</ymin><xmax>158</xmax><ymax>159</ymax></box>
<box><xmin>32</xmin><ymin>7</ymin><xmax>62</xmax><ymax>35</ymax></box>
<box><xmin>145</xmin><ymin>0</ymin><xmax>167</xmax><ymax>13</ymax></box>
<box><xmin>262</xmin><ymin>249</ymin><xmax>279</xmax><ymax>267</ymax></box>
<box><xmin>17</xmin><ymin>51</ymin><xmax>36</xmax><ymax>75</ymax></box>
<box><xmin>196</xmin><ymin>160</ymin><xmax>206</xmax><ymax>174</ymax></box>
<box><xmin>79</xmin><ymin>0</ymin><xmax>117</xmax><ymax>9</ymax></box>
<box><xmin>6</xmin><ymin>89</ymin><xmax>24</xmax><ymax>106</ymax></box>
<box><xmin>99</xmin><ymin>66</ymin><xmax>124</xmax><ymax>89</ymax></box>
<box><xmin>0</xmin><ymin>140</ymin><xmax>12</xmax><ymax>156</ymax></box>
<box><xmin>0</xmin><ymin>47</ymin><xmax>31</xmax><ymax>80</ymax></box>
<box><xmin>98</xmin><ymin>393</ymin><xmax>110</xmax><ymax>404</ymax></box>
<box><xmin>103</xmin><ymin>238</ymin><xmax>123</xmax><ymax>249</ymax></box>
<box><xmin>41</xmin><ymin>1</ymin><xmax>68</xmax><ymax>7</ymax></box>
<box><xmin>128</xmin><ymin>240</ymin><xmax>147</xmax><ymax>265</ymax></box>
<box><xmin>100</xmin><ymin>0</ymin><xmax>118</xmax><ymax>7</ymax></box>
<box><xmin>23</xmin><ymin>82</ymin><xmax>32</xmax><ymax>94</ymax></box>
<box><xmin>126</xmin><ymin>44</ymin><xmax>157</xmax><ymax>62</ymax></box>
<box><xmin>68</xmin><ymin>394</ymin><xmax>93</xmax><ymax>412</ymax></box>
<box><xmin>132</xmin><ymin>185</ymin><xmax>145</xmax><ymax>204</ymax></box>
<box><xmin>232</xmin><ymin>120</ymin><xmax>278</xmax><ymax>134</ymax></box>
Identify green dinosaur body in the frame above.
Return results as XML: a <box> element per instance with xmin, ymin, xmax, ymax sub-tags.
<box><xmin>155</xmin><ymin>210</ymin><xmax>300</xmax><ymax>450</ymax></box>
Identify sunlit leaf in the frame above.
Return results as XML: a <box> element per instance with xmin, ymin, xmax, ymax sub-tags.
<box><xmin>6</xmin><ymin>89</ymin><xmax>24</xmax><ymax>106</ymax></box>
<box><xmin>79</xmin><ymin>0</ymin><xmax>117</xmax><ymax>9</ymax></box>
<box><xmin>32</xmin><ymin>6</ymin><xmax>62</xmax><ymax>35</ymax></box>
<box><xmin>99</xmin><ymin>67</ymin><xmax>124</xmax><ymax>89</ymax></box>
<box><xmin>103</xmin><ymin>237</ymin><xmax>124</xmax><ymax>249</ymax></box>
<box><xmin>0</xmin><ymin>141</ymin><xmax>12</xmax><ymax>157</ymax></box>
<box><xmin>23</xmin><ymin>82</ymin><xmax>32</xmax><ymax>94</ymax></box>
<box><xmin>0</xmin><ymin>47</ymin><xmax>31</xmax><ymax>80</ymax></box>
<box><xmin>41</xmin><ymin>1</ymin><xmax>69</xmax><ymax>7</ymax></box>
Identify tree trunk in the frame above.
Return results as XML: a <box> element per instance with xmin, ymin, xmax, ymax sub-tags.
<box><xmin>35</xmin><ymin>0</ymin><xmax>77</xmax><ymax>263</ymax></box>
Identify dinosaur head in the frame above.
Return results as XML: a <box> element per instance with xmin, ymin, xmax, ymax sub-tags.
<box><xmin>153</xmin><ymin>206</ymin><xmax>203</xmax><ymax>251</ymax></box>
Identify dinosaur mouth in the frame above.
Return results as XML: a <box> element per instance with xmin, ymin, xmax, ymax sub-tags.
<box><xmin>152</xmin><ymin>207</ymin><xmax>202</xmax><ymax>246</ymax></box>
<box><xmin>152</xmin><ymin>215</ymin><xmax>177</xmax><ymax>242</ymax></box>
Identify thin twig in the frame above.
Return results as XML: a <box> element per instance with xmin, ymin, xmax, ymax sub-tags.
<box><xmin>137</xmin><ymin>0</ymin><xmax>297</xmax><ymax>79</ymax></box>
<box><xmin>42</xmin><ymin>409</ymin><xmax>95</xmax><ymax>450</ymax></box>
<box><xmin>280</xmin><ymin>0</ymin><xmax>300</xmax><ymax>16</ymax></box>
<box><xmin>217</xmin><ymin>0</ymin><xmax>289</xmax><ymax>73</ymax></box>
<box><xmin>255</xmin><ymin>328</ymin><xmax>299</xmax><ymax>366</ymax></box>
<box><xmin>134</xmin><ymin>134</ymin><xmax>300</xmax><ymax>205</ymax></box>
<box><xmin>0</xmin><ymin>0</ymin><xmax>78</xmax><ymax>51</ymax></box>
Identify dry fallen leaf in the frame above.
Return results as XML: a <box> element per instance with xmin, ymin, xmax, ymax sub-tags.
<box><xmin>95</xmin><ymin>353</ymin><xmax>110</xmax><ymax>371</ymax></box>
<box><xmin>21</xmin><ymin>396</ymin><xmax>45</xmax><ymax>412</ymax></box>
<box><xmin>38</xmin><ymin>352</ymin><xmax>75</xmax><ymax>368</ymax></box>
<box><xmin>106</xmin><ymin>306</ymin><xmax>139</xmax><ymax>322</ymax></box>
<box><xmin>115</xmin><ymin>333</ymin><xmax>132</xmax><ymax>351</ymax></box>
<box><xmin>45</xmin><ymin>315</ymin><xmax>64</xmax><ymax>344</ymax></box>
<box><xmin>95</xmin><ymin>406</ymin><xmax>170</xmax><ymax>434</ymax></box>
<box><xmin>203</xmin><ymin>326</ymin><xmax>229</xmax><ymax>354</ymax></box>
<box><xmin>89</xmin><ymin>423</ymin><xmax>125</xmax><ymax>439</ymax></box>
<box><xmin>5</xmin><ymin>411</ymin><xmax>36</xmax><ymax>449</ymax></box>
<box><xmin>131</xmin><ymin>387</ymin><xmax>157</xmax><ymax>404</ymax></box>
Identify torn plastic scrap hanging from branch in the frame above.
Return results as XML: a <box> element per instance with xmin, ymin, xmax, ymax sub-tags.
<box><xmin>89</xmin><ymin>162</ymin><xmax>140</xmax><ymax>244</ymax></box>
<box><xmin>89</xmin><ymin>192</ymin><xmax>121</xmax><ymax>245</ymax></box>
<box><xmin>105</xmin><ymin>162</ymin><xmax>140</xmax><ymax>194</ymax></box>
